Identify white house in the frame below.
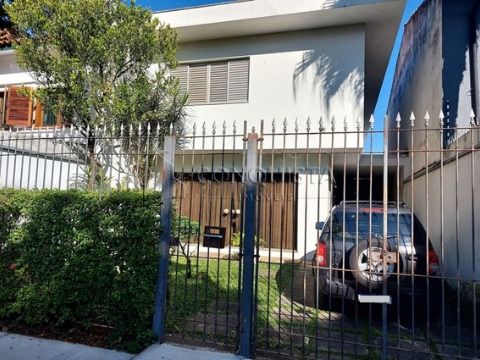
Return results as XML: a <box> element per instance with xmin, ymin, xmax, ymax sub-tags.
<box><xmin>0</xmin><ymin>0</ymin><xmax>405</xmax><ymax>256</ymax></box>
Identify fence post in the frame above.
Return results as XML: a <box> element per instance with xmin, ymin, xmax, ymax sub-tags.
<box><xmin>153</xmin><ymin>134</ymin><xmax>175</xmax><ymax>342</ymax></box>
<box><xmin>382</xmin><ymin>115</ymin><xmax>389</xmax><ymax>360</ymax></box>
<box><xmin>238</xmin><ymin>132</ymin><xmax>258</xmax><ymax>358</ymax></box>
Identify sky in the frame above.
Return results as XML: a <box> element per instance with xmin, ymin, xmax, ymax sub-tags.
<box><xmin>137</xmin><ymin>0</ymin><xmax>424</xmax><ymax>132</ymax></box>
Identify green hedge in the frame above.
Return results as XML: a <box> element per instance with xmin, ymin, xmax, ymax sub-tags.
<box><xmin>0</xmin><ymin>189</ymin><xmax>162</xmax><ymax>352</ymax></box>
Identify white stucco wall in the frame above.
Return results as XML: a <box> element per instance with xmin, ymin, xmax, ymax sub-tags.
<box><xmin>0</xmin><ymin>51</ymin><xmax>35</xmax><ymax>87</ymax></box>
<box><xmin>404</xmin><ymin>144</ymin><xmax>480</xmax><ymax>281</ymax></box>
<box><xmin>297</xmin><ymin>172</ymin><xmax>332</xmax><ymax>256</ymax></box>
<box><xmin>0</xmin><ymin>150</ymin><xmax>81</xmax><ymax>189</ymax></box>
<box><xmin>178</xmin><ymin>26</ymin><xmax>365</xmax><ymax>150</ymax></box>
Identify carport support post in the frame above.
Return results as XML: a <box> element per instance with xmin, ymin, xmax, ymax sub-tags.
<box><xmin>153</xmin><ymin>134</ymin><xmax>175</xmax><ymax>343</ymax></box>
<box><xmin>238</xmin><ymin>133</ymin><xmax>258</xmax><ymax>358</ymax></box>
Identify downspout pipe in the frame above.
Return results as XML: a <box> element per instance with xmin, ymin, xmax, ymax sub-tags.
<box><xmin>469</xmin><ymin>0</ymin><xmax>480</xmax><ymax>124</ymax></box>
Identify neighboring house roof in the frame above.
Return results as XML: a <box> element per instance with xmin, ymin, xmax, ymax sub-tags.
<box><xmin>0</xmin><ymin>28</ymin><xmax>15</xmax><ymax>49</ymax></box>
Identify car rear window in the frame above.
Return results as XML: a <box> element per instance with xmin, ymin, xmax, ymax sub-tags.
<box><xmin>331</xmin><ymin>210</ymin><xmax>426</xmax><ymax>242</ymax></box>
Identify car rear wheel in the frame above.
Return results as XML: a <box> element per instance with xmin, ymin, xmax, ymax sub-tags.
<box><xmin>348</xmin><ymin>238</ymin><xmax>394</xmax><ymax>290</ymax></box>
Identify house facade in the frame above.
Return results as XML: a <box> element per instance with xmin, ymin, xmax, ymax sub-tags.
<box><xmin>156</xmin><ymin>0</ymin><xmax>405</xmax><ymax>255</ymax></box>
<box><xmin>156</xmin><ymin>0</ymin><xmax>404</xmax><ymax>139</ymax></box>
<box><xmin>388</xmin><ymin>0</ymin><xmax>480</xmax><ymax>280</ymax></box>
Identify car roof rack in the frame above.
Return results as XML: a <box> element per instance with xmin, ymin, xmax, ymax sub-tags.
<box><xmin>338</xmin><ymin>200</ymin><xmax>406</xmax><ymax>208</ymax></box>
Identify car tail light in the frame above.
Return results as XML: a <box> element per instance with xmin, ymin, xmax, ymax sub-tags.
<box><xmin>428</xmin><ymin>247</ymin><xmax>440</xmax><ymax>275</ymax></box>
<box><xmin>316</xmin><ymin>241</ymin><xmax>327</xmax><ymax>267</ymax></box>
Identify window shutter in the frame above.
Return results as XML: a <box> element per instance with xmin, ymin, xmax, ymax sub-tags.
<box><xmin>5</xmin><ymin>86</ymin><xmax>33</xmax><ymax>126</ymax></box>
<box><xmin>209</xmin><ymin>62</ymin><xmax>228</xmax><ymax>103</ymax></box>
<box><xmin>188</xmin><ymin>64</ymin><xmax>208</xmax><ymax>104</ymax></box>
<box><xmin>171</xmin><ymin>65</ymin><xmax>188</xmax><ymax>95</ymax></box>
<box><xmin>228</xmin><ymin>59</ymin><xmax>249</xmax><ymax>102</ymax></box>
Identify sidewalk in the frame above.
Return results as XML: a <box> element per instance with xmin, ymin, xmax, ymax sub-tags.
<box><xmin>0</xmin><ymin>331</ymin><xmax>248</xmax><ymax>360</ymax></box>
<box><xmin>136</xmin><ymin>343</ymin><xmax>247</xmax><ymax>360</ymax></box>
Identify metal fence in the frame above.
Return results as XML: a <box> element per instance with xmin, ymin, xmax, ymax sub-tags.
<box><xmin>0</xmin><ymin>123</ymin><xmax>167</xmax><ymax>191</ymax></box>
<box><xmin>1</xmin><ymin>115</ymin><xmax>479</xmax><ymax>360</ymax></box>
<box><xmin>162</xmin><ymin>115</ymin><xmax>480</xmax><ymax>360</ymax></box>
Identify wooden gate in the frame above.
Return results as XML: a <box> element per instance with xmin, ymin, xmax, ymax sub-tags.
<box><xmin>175</xmin><ymin>173</ymin><xmax>296</xmax><ymax>249</ymax></box>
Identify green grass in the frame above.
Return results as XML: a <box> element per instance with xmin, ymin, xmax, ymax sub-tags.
<box><xmin>166</xmin><ymin>257</ymin><xmax>460</xmax><ymax>359</ymax></box>
<box><xmin>166</xmin><ymin>257</ymin><xmax>295</xmax><ymax>338</ymax></box>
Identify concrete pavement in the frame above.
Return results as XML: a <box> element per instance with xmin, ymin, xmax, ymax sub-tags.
<box><xmin>0</xmin><ymin>331</ymin><xmax>248</xmax><ymax>360</ymax></box>
<box><xmin>0</xmin><ymin>332</ymin><xmax>133</xmax><ymax>360</ymax></box>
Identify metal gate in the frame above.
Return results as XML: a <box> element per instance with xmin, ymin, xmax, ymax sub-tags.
<box><xmin>158</xmin><ymin>116</ymin><xmax>480</xmax><ymax>360</ymax></box>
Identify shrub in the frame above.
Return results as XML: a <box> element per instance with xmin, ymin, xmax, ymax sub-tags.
<box><xmin>230</xmin><ymin>232</ymin><xmax>265</xmax><ymax>247</ymax></box>
<box><xmin>0</xmin><ymin>190</ymin><xmax>27</xmax><ymax>318</ymax></box>
<box><xmin>172</xmin><ymin>215</ymin><xmax>200</xmax><ymax>243</ymax></box>
<box><xmin>0</xmin><ymin>189</ymin><xmax>162</xmax><ymax>353</ymax></box>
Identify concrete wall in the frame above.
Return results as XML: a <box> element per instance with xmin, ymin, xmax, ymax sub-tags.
<box><xmin>388</xmin><ymin>0</ymin><xmax>443</xmax><ymax>171</ymax></box>
<box><xmin>403</xmin><ymin>133</ymin><xmax>480</xmax><ymax>280</ymax></box>
<box><xmin>0</xmin><ymin>150</ymin><xmax>81</xmax><ymax>189</ymax></box>
<box><xmin>389</xmin><ymin>0</ymin><xmax>480</xmax><ymax>280</ymax></box>
<box><xmin>178</xmin><ymin>26</ymin><xmax>365</xmax><ymax>150</ymax></box>
<box><xmin>389</xmin><ymin>0</ymin><xmax>479</xmax><ymax>167</ymax></box>
<box><xmin>0</xmin><ymin>148</ymin><xmax>164</xmax><ymax>191</ymax></box>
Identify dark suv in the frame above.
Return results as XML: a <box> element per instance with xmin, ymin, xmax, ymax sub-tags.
<box><xmin>312</xmin><ymin>201</ymin><xmax>440</xmax><ymax>304</ymax></box>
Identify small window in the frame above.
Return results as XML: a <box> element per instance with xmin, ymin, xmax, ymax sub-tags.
<box><xmin>171</xmin><ymin>58</ymin><xmax>250</xmax><ymax>105</ymax></box>
<box><xmin>42</xmin><ymin>106</ymin><xmax>57</xmax><ymax>126</ymax></box>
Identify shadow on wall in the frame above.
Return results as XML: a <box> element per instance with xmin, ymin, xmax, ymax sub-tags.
<box><xmin>292</xmin><ymin>49</ymin><xmax>364</xmax><ymax>121</ymax></box>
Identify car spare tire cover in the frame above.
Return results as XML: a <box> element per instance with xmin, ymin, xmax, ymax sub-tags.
<box><xmin>348</xmin><ymin>238</ymin><xmax>392</xmax><ymax>290</ymax></box>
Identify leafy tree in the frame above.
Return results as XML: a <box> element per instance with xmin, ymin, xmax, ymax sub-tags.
<box><xmin>7</xmin><ymin>0</ymin><xmax>186</xmax><ymax>189</ymax></box>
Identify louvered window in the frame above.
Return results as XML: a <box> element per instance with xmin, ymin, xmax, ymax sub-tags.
<box><xmin>210</xmin><ymin>62</ymin><xmax>228</xmax><ymax>103</ymax></box>
<box><xmin>188</xmin><ymin>64</ymin><xmax>208</xmax><ymax>104</ymax></box>
<box><xmin>172</xmin><ymin>58</ymin><xmax>249</xmax><ymax>105</ymax></box>
<box><xmin>228</xmin><ymin>59</ymin><xmax>249</xmax><ymax>102</ymax></box>
<box><xmin>170</xmin><ymin>65</ymin><xmax>188</xmax><ymax>95</ymax></box>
